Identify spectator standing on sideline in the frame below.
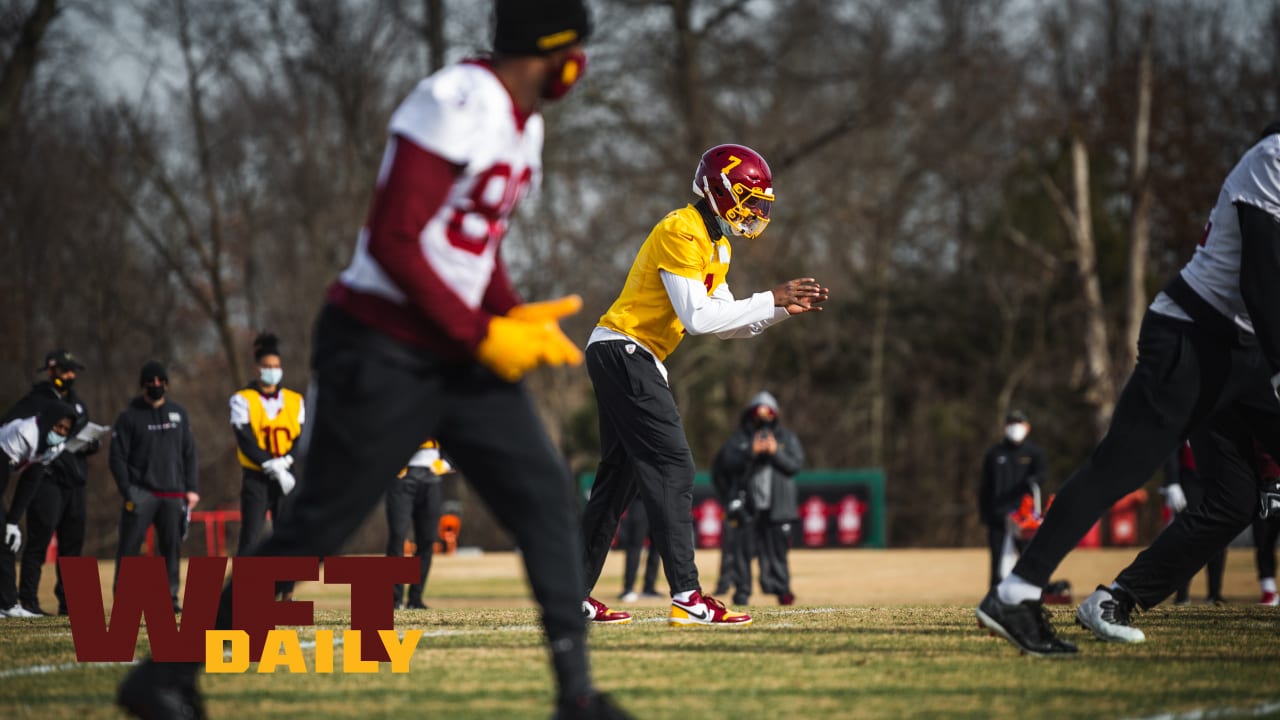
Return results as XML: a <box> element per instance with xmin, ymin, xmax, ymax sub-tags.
<box><xmin>977</xmin><ymin>410</ymin><xmax>1047</xmax><ymax>589</ymax></box>
<box><xmin>712</xmin><ymin>391</ymin><xmax>801</xmax><ymax>606</ymax></box>
<box><xmin>387</xmin><ymin>439</ymin><xmax>450</xmax><ymax>610</ymax></box>
<box><xmin>230</xmin><ymin>332</ymin><xmax>304</xmax><ymax>600</ymax></box>
<box><xmin>0</xmin><ymin>397</ymin><xmax>75</xmax><ymax>618</ymax></box>
<box><xmin>118</xmin><ymin>3</ymin><xmax>629</xmax><ymax>718</ymax></box>
<box><xmin>110</xmin><ymin>362</ymin><xmax>198</xmax><ymax>614</ymax></box>
<box><xmin>18</xmin><ymin>350</ymin><xmax>98</xmax><ymax>616</ymax></box>
<box><xmin>1251</xmin><ymin>444</ymin><xmax>1280</xmax><ymax>606</ymax></box>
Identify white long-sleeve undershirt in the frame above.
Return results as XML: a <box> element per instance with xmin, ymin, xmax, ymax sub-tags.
<box><xmin>660</xmin><ymin>270</ymin><xmax>789</xmax><ymax>339</ymax></box>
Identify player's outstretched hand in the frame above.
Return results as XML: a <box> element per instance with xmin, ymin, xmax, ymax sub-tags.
<box><xmin>477</xmin><ymin>316</ymin><xmax>584</xmax><ymax>383</ymax></box>
<box><xmin>772</xmin><ymin>278</ymin><xmax>829</xmax><ymax>315</ymax></box>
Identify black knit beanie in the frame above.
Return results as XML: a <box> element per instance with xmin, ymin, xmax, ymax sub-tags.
<box><xmin>493</xmin><ymin>0</ymin><xmax>591</xmax><ymax>56</ymax></box>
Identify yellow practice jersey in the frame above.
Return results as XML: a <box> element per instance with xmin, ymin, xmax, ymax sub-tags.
<box><xmin>597</xmin><ymin>204</ymin><xmax>730</xmax><ymax>361</ymax></box>
<box><xmin>233</xmin><ymin>387</ymin><xmax>304</xmax><ymax>470</ymax></box>
<box><xmin>399</xmin><ymin>439</ymin><xmax>453</xmax><ymax>477</ymax></box>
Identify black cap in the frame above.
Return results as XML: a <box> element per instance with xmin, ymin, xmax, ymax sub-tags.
<box><xmin>42</xmin><ymin>349</ymin><xmax>85</xmax><ymax>372</ymax></box>
<box><xmin>139</xmin><ymin>361</ymin><xmax>168</xmax><ymax>385</ymax></box>
<box><xmin>1005</xmin><ymin>409</ymin><xmax>1029</xmax><ymax>424</ymax></box>
<box><xmin>493</xmin><ymin>0</ymin><xmax>591</xmax><ymax>56</ymax></box>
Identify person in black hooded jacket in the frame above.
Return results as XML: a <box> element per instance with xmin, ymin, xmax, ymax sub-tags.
<box><xmin>17</xmin><ymin>349</ymin><xmax>99</xmax><ymax>616</ymax></box>
<box><xmin>0</xmin><ymin>395</ymin><xmax>76</xmax><ymax>617</ymax></box>
<box><xmin>711</xmin><ymin>391</ymin><xmax>802</xmax><ymax>605</ymax></box>
<box><xmin>109</xmin><ymin>361</ymin><xmax>198</xmax><ymax>613</ymax></box>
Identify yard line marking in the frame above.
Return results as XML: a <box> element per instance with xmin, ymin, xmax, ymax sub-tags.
<box><xmin>1127</xmin><ymin>699</ymin><xmax>1280</xmax><ymax>720</ymax></box>
<box><xmin>0</xmin><ymin>661</ymin><xmax>133</xmax><ymax>679</ymax></box>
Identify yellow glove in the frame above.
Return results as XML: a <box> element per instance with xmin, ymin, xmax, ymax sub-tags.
<box><xmin>506</xmin><ymin>294</ymin><xmax>583</xmax><ymax>322</ymax></box>
<box><xmin>476</xmin><ymin>316</ymin><xmax>584</xmax><ymax>383</ymax></box>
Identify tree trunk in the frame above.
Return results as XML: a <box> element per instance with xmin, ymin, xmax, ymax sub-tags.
<box><xmin>0</xmin><ymin>0</ymin><xmax>60</xmax><ymax>140</ymax></box>
<box><xmin>670</xmin><ymin>0</ymin><xmax>705</xmax><ymax>157</ymax></box>
<box><xmin>1069</xmin><ymin>133</ymin><xmax>1116</xmax><ymax>437</ymax></box>
<box><xmin>1123</xmin><ymin>10</ymin><xmax>1153</xmax><ymax>375</ymax></box>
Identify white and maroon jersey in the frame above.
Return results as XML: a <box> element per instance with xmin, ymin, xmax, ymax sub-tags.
<box><xmin>1151</xmin><ymin>134</ymin><xmax>1280</xmax><ymax>329</ymax></box>
<box><xmin>0</xmin><ymin>416</ymin><xmax>59</xmax><ymax>470</ymax></box>
<box><xmin>330</xmin><ymin>60</ymin><xmax>541</xmax><ymax>359</ymax></box>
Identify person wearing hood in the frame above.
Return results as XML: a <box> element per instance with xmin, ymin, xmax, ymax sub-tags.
<box><xmin>17</xmin><ymin>350</ymin><xmax>99</xmax><ymax>616</ymax></box>
<box><xmin>978</xmin><ymin>410</ymin><xmax>1048</xmax><ymax>590</ymax></box>
<box><xmin>0</xmin><ymin>395</ymin><xmax>76</xmax><ymax>618</ymax></box>
<box><xmin>109</xmin><ymin>361</ymin><xmax>198</xmax><ymax>614</ymax></box>
<box><xmin>711</xmin><ymin>391</ymin><xmax>802</xmax><ymax>606</ymax></box>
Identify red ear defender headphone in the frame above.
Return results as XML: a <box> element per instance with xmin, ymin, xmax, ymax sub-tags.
<box><xmin>543</xmin><ymin>49</ymin><xmax>587</xmax><ymax>100</ymax></box>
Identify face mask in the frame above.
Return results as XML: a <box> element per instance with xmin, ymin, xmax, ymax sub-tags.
<box><xmin>144</xmin><ymin>385</ymin><xmax>166</xmax><ymax>401</ymax></box>
<box><xmin>542</xmin><ymin>49</ymin><xmax>587</xmax><ymax>100</ymax></box>
<box><xmin>47</xmin><ymin>430</ymin><xmax>67</xmax><ymax>447</ymax></box>
<box><xmin>716</xmin><ymin>216</ymin><xmax>739</xmax><ymax>238</ymax></box>
<box><xmin>53</xmin><ymin>375</ymin><xmax>74</xmax><ymax>391</ymax></box>
<box><xmin>1005</xmin><ymin>423</ymin><xmax>1028</xmax><ymax>444</ymax></box>
<box><xmin>260</xmin><ymin>368</ymin><xmax>283</xmax><ymax>386</ymax></box>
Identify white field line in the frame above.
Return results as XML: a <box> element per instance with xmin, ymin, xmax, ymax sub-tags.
<box><xmin>1125</xmin><ymin>699</ymin><xmax>1280</xmax><ymax>720</ymax></box>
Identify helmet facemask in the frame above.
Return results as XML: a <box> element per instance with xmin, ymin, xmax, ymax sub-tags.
<box><xmin>697</xmin><ymin>174</ymin><xmax>774</xmax><ymax>239</ymax></box>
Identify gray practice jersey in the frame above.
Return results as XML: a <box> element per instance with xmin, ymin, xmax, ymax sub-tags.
<box><xmin>1150</xmin><ymin>134</ymin><xmax>1280</xmax><ymax>328</ymax></box>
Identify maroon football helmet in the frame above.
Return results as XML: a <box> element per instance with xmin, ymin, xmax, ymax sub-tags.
<box><xmin>691</xmin><ymin>144</ymin><xmax>774</xmax><ymax>238</ymax></box>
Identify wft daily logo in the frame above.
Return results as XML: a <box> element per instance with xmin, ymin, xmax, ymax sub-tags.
<box><xmin>59</xmin><ymin>556</ymin><xmax>423</xmax><ymax>673</ymax></box>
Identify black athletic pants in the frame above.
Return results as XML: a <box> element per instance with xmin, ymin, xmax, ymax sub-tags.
<box><xmin>1255</xmin><ymin>514</ymin><xmax>1280</xmax><ymax>580</ymax></box>
<box><xmin>385</xmin><ymin>469</ymin><xmax>442</xmax><ymax>606</ymax></box>
<box><xmin>114</xmin><ymin>488</ymin><xmax>185</xmax><ymax>609</ymax></box>
<box><xmin>1172</xmin><ymin>447</ymin><xmax>1226</xmax><ymax>604</ymax></box>
<box><xmin>619</xmin><ymin>498</ymin><xmax>660</xmax><ymax>594</ymax></box>
<box><xmin>582</xmin><ymin>340</ymin><xmax>699</xmax><ymax>595</ymax></box>
<box><xmin>728</xmin><ymin>514</ymin><xmax>793</xmax><ymax>602</ymax></box>
<box><xmin>238</xmin><ymin>468</ymin><xmax>286</xmax><ymax>555</ymax></box>
<box><xmin>716</xmin><ymin>521</ymin><xmax>743</xmax><ymax>595</ymax></box>
<box><xmin>986</xmin><ymin>524</ymin><xmax>1010</xmax><ymax>590</ymax></box>
<box><xmin>212</xmin><ymin>305</ymin><xmax>591</xmax><ymax>701</ymax></box>
<box><xmin>1014</xmin><ymin>311</ymin><xmax>1280</xmax><ymax>591</ymax></box>
<box><xmin>19</xmin><ymin>481</ymin><xmax>86</xmax><ymax>612</ymax></box>
<box><xmin>0</xmin><ymin>466</ymin><xmax>39</xmax><ymax>608</ymax></box>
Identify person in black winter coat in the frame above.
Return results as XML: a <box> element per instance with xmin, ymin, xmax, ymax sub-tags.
<box><xmin>109</xmin><ymin>361</ymin><xmax>198</xmax><ymax>612</ymax></box>
<box><xmin>17</xmin><ymin>350</ymin><xmax>100</xmax><ymax>616</ymax></box>
<box><xmin>978</xmin><ymin>410</ymin><xmax>1048</xmax><ymax>589</ymax></box>
<box><xmin>712</xmin><ymin>391</ymin><xmax>802</xmax><ymax>606</ymax></box>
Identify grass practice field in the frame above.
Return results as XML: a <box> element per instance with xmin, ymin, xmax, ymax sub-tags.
<box><xmin>1</xmin><ymin>548</ymin><xmax>1277</xmax><ymax>719</ymax></box>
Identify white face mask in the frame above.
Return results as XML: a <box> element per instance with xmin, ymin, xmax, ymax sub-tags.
<box><xmin>47</xmin><ymin>430</ymin><xmax>67</xmax><ymax>447</ymax></box>
<box><xmin>259</xmin><ymin>368</ymin><xmax>283</xmax><ymax>386</ymax></box>
<box><xmin>1005</xmin><ymin>423</ymin><xmax>1029</xmax><ymax>444</ymax></box>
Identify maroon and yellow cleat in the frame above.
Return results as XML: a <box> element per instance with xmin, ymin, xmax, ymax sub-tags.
<box><xmin>583</xmin><ymin>596</ymin><xmax>632</xmax><ymax>624</ymax></box>
<box><xmin>669</xmin><ymin>591</ymin><xmax>752</xmax><ymax>627</ymax></box>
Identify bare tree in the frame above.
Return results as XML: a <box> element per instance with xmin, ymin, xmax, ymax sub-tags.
<box><xmin>0</xmin><ymin>0</ymin><xmax>58</xmax><ymax>139</ymax></box>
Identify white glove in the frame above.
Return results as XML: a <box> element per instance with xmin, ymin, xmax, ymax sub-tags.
<box><xmin>261</xmin><ymin>457</ymin><xmax>291</xmax><ymax>477</ymax></box>
<box><xmin>4</xmin><ymin>523</ymin><xmax>20</xmax><ymax>554</ymax></box>
<box><xmin>275</xmin><ymin>468</ymin><xmax>297</xmax><ymax>495</ymax></box>
<box><xmin>1164</xmin><ymin>483</ymin><xmax>1188</xmax><ymax>513</ymax></box>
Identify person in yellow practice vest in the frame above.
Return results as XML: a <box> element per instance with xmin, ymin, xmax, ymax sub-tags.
<box><xmin>580</xmin><ymin>144</ymin><xmax>828</xmax><ymax>628</ymax></box>
<box><xmin>229</xmin><ymin>332</ymin><xmax>305</xmax><ymax>590</ymax></box>
<box><xmin>387</xmin><ymin>438</ymin><xmax>452</xmax><ymax>609</ymax></box>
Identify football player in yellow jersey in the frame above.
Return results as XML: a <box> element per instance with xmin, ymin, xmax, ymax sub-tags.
<box><xmin>386</xmin><ymin>439</ymin><xmax>453</xmax><ymax>609</ymax></box>
<box><xmin>580</xmin><ymin>144</ymin><xmax>828</xmax><ymax>627</ymax></box>
<box><xmin>229</xmin><ymin>332</ymin><xmax>305</xmax><ymax>592</ymax></box>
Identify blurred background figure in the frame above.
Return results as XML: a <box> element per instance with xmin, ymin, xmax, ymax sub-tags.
<box><xmin>18</xmin><ymin>350</ymin><xmax>98</xmax><ymax>617</ymax></box>
<box><xmin>1251</xmin><ymin>444</ymin><xmax>1280</xmax><ymax>606</ymax></box>
<box><xmin>1163</xmin><ymin>438</ymin><xmax>1226</xmax><ymax>605</ymax></box>
<box><xmin>387</xmin><ymin>439</ymin><xmax>451</xmax><ymax>610</ymax></box>
<box><xmin>0</xmin><ymin>397</ymin><xmax>76</xmax><ymax>618</ymax></box>
<box><xmin>230</xmin><ymin>332</ymin><xmax>303</xmax><ymax>600</ymax></box>
<box><xmin>617</xmin><ymin>497</ymin><xmax>662</xmax><ymax>603</ymax></box>
<box><xmin>110</xmin><ymin>361</ymin><xmax>198</xmax><ymax>614</ymax></box>
<box><xmin>978</xmin><ymin>410</ymin><xmax>1047</xmax><ymax>589</ymax></box>
<box><xmin>712</xmin><ymin>391</ymin><xmax>802</xmax><ymax>606</ymax></box>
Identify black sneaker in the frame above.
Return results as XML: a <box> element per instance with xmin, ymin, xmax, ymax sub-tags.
<box><xmin>118</xmin><ymin>658</ymin><xmax>205</xmax><ymax>720</ymax></box>
<box><xmin>976</xmin><ymin>588</ymin><xmax>1078</xmax><ymax>657</ymax></box>
<box><xmin>554</xmin><ymin>692</ymin><xmax>633</xmax><ymax>720</ymax></box>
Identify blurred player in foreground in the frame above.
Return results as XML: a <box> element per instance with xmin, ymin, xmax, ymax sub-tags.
<box><xmin>118</xmin><ymin>2</ymin><xmax>628</xmax><ymax>718</ymax></box>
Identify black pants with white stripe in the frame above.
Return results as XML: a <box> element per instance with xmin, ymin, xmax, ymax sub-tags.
<box><xmin>212</xmin><ymin>305</ymin><xmax>591</xmax><ymax>701</ymax></box>
<box><xmin>1013</xmin><ymin>311</ymin><xmax>1280</xmax><ymax>602</ymax></box>
<box><xmin>19</xmin><ymin>480</ymin><xmax>86</xmax><ymax>612</ymax></box>
<box><xmin>582</xmin><ymin>340</ymin><xmax>700</xmax><ymax>595</ymax></box>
